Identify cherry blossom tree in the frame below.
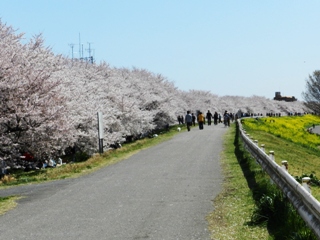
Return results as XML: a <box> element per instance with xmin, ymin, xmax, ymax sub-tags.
<box><xmin>0</xmin><ymin>20</ymin><xmax>310</xmax><ymax>167</ymax></box>
<box><xmin>0</xmin><ymin>22</ymin><xmax>72</xmax><ymax>165</ymax></box>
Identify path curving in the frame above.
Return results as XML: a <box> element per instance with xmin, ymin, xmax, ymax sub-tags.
<box><xmin>0</xmin><ymin>124</ymin><xmax>228</xmax><ymax>240</ymax></box>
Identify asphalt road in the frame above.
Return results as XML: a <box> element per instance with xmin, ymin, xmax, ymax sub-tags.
<box><xmin>0</xmin><ymin>124</ymin><xmax>228</xmax><ymax>240</ymax></box>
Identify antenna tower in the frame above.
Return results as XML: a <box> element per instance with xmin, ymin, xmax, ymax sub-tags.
<box><xmin>68</xmin><ymin>33</ymin><xmax>95</xmax><ymax>63</ymax></box>
<box><xmin>86</xmin><ymin>42</ymin><xmax>95</xmax><ymax>64</ymax></box>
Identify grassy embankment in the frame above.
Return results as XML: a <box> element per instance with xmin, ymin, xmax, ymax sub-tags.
<box><xmin>208</xmin><ymin>115</ymin><xmax>320</xmax><ymax>239</ymax></box>
<box><xmin>207</xmin><ymin>123</ymin><xmax>270</xmax><ymax>239</ymax></box>
<box><xmin>242</xmin><ymin>114</ymin><xmax>320</xmax><ymax>200</ymax></box>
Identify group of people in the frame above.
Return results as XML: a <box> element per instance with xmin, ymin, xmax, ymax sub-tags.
<box><xmin>183</xmin><ymin>110</ymin><xmax>233</xmax><ymax>131</ymax></box>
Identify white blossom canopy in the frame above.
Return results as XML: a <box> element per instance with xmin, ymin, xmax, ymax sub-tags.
<box><xmin>0</xmin><ymin>21</ymin><xmax>309</xmax><ymax>164</ymax></box>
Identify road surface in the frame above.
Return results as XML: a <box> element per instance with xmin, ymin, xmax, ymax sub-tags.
<box><xmin>0</xmin><ymin>124</ymin><xmax>228</xmax><ymax>240</ymax></box>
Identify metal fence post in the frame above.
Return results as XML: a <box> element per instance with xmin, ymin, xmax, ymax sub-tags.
<box><xmin>269</xmin><ymin>151</ymin><xmax>275</xmax><ymax>161</ymax></box>
<box><xmin>281</xmin><ymin>160</ymin><xmax>288</xmax><ymax>172</ymax></box>
<box><xmin>302</xmin><ymin>177</ymin><xmax>311</xmax><ymax>194</ymax></box>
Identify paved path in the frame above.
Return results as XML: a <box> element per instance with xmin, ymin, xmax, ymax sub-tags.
<box><xmin>0</xmin><ymin>124</ymin><xmax>228</xmax><ymax>240</ymax></box>
<box><xmin>311</xmin><ymin>125</ymin><xmax>320</xmax><ymax>134</ymax></box>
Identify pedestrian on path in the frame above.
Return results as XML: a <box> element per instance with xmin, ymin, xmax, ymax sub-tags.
<box><xmin>185</xmin><ymin>111</ymin><xmax>193</xmax><ymax>131</ymax></box>
<box><xmin>192</xmin><ymin>113</ymin><xmax>196</xmax><ymax>126</ymax></box>
<box><xmin>198</xmin><ymin>111</ymin><xmax>205</xmax><ymax>130</ymax></box>
<box><xmin>213</xmin><ymin>111</ymin><xmax>218</xmax><ymax>125</ymax></box>
<box><xmin>223</xmin><ymin>111</ymin><xmax>230</xmax><ymax>127</ymax></box>
<box><xmin>206</xmin><ymin>110</ymin><xmax>212</xmax><ymax>125</ymax></box>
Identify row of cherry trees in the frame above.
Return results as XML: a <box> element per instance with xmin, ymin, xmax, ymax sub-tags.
<box><xmin>0</xmin><ymin>21</ymin><xmax>309</xmax><ymax>164</ymax></box>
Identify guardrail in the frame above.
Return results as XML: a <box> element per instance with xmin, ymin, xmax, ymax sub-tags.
<box><xmin>238</xmin><ymin>120</ymin><xmax>320</xmax><ymax>238</ymax></box>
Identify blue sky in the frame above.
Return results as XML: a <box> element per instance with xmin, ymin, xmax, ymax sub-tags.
<box><xmin>1</xmin><ymin>1</ymin><xmax>319</xmax><ymax>100</ymax></box>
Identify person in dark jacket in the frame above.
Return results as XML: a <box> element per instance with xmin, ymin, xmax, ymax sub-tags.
<box><xmin>213</xmin><ymin>111</ymin><xmax>218</xmax><ymax>125</ymax></box>
<box><xmin>206</xmin><ymin>110</ymin><xmax>212</xmax><ymax>125</ymax></box>
<box><xmin>185</xmin><ymin>111</ymin><xmax>192</xmax><ymax>131</ymax></box>
<box><xmin>192</xmin><ymin>113</ymin><xmax>196</xmax><ymax>126</ymax></box>
<box><xmin>224</xmin><ymin>110</ymin><xmax>230</xmax><ymax>127</ymax></box>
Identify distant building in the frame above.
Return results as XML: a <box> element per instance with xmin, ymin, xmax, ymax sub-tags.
<box><xmin>273</xmin><ymin>92</ymin><xmax>297</xmax><ymax>102</ymax></box>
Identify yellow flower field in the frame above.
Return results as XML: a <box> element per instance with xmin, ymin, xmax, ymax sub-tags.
<box><xmin>242</xmin><ymin>114</ymin><xmax>320</xmax><ymax>200</ymax></box>
<box><xmin>243</xmin><ymin>114</ymin><xmax>320</xmax><ymax>150</ymax></box>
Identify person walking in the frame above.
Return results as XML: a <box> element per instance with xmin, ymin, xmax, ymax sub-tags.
<box><xmin>197</xmin><ymin>111</ymin><xmax>205</xmax><ymax>130</ymax></box>
<box><xmin>223</xmin><ymin>111</ymin><xmax>230</xmax><ymax>127</ymax></box>
<box><xmin>185</xmin><ymin>111</ymin><xmax>192</xmax><ymax>131</ymax></box>
<box><xmin>192</xmin><ymin>113</ymin><xmax>196</xmax><ymax>126</ymax></box>
<box><xmin>213</xmin><ymin>111</ymin><xmax>218</xmax><ymax>125</ymax></box>
<box><xmin>206</xmin><ymin>110</ymin><xmax>212</xmax><ymax>125</ymax></box>
<box><xmin>177</xmin><ymin>116</ymin><xmax>182</xmax><ymax>125</ymax></box>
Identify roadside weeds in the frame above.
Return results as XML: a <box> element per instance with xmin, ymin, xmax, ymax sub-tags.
<box><xmin>207</xmin><ymin>125</ymin><xmax>269</xmax><ymax>240</ymax></box>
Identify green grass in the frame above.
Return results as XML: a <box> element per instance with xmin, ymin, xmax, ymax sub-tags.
<box><xmin>241</xmin><ymin>115</ymin><xmax>320</xmax><ymax>200</ymax></box>
<box><xmin>243</xmin><ymin>115</ymin><xmax>320</xmax><ymax>150</ymax></box>
<box><xmin>208</xmin><ymin>122</ymin><xmax>317</xmax><ymax>239</ymax></box>
<box><xmin>0</xmin><ymin>196</ymin><xmax>21</xmax><ymax>215</ymax></box>
<box><xmin>207</xmin><ymin>124</ymin><xmax>270</xmax><ymax>239</ymax></box>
